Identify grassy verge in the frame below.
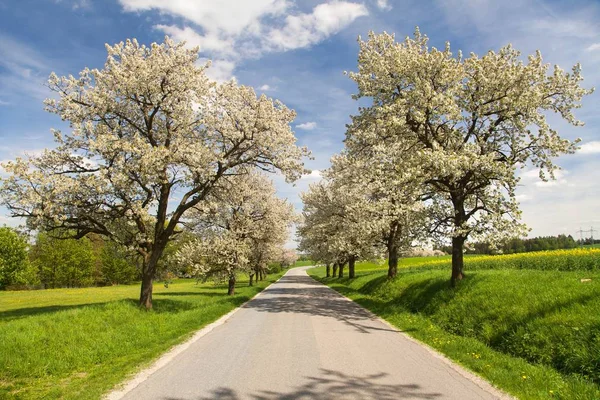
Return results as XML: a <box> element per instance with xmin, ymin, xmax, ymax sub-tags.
<box><xmin>0</xmin><ymin>273</ymin><xmax>284</xmax><ymax>399</ymax></box>
<box><xmin>309</xmin><ymin>265</ymin><xmax>600</xmax><ymax>399</ymax></box>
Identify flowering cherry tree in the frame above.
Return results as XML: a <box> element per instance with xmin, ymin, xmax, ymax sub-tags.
<box><xmin>176</xmin><ymin>172</ymin><xmax>295</xmax><ymax>294</ymax></box>
<box><xmin>348</xmin><ymin>28</ymin><xmax>593</xmax><ymax>285</ymax></box>
<box><xmin>0</xmin><ymin>37</ymin><xmax>307</xmax><ymax>308</ymax></box>
<box><xmin>327</xmin><ymin>149</ymin><xmax>426</xmax><ymax>278</ymax></box>
<box><xmin>298</xmin><ymin>176</ymin><xmax>378</xmax><ymax>278</ymax></box>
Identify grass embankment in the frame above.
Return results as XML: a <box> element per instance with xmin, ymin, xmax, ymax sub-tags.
<box><xmin>0</xmin><ymin>273</ymin><xmax>284</xmax><ymax>399</ymax></box>
<box><xmin>310</xmin><ymin>249</ymin><xmax>600</xmax><ymax>399</ymax></box>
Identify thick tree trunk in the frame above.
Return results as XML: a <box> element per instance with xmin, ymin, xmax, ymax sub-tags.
<box><xmin>326</xmin><ymin>263</ymin><xmax>331</xmax><ymax>277</ymax></box>
<box><xmin>139</xmin><ymin>241</ymin><xmax>168</xmax><ymax>309</ymax></box>
<box><xmin>139</xmin><ymin>272</ymin><xmax>153</xmax><ymax>309</ymax></box>
<box><xmin>348</xmin><ymin>256</ymin><xmax>356</xmax><ymax>278</ymax></box>
<box><xmin>338</xmin><ymin>263</ymin><xmax>344</xmax><ymax>278</ymax></box>
<box><xmin>451</xmin><ymin>235</ymin><xmax>466</xmax><ymax>287</ymax></box>
<box><xmin>388</xmin><ymin>241</ymin><xmax>399</xmax><ymax>278</ymax></box>
<box><xmin>249</xmin><ymin>273</ymin><xmax>254</xmax><ymax>286</ymax></box>
<box><xmin>228</xmin><ymin>275</ymin><xmax>236</xmax><ymax>295</ymax></box>
<box><xmin>332</xmin><ymin>262</ymin><xmax>338</xmax><ymax>277</ymax></box>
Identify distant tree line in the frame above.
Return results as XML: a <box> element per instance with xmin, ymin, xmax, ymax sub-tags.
<box><xmin>436</xmin><ymin>234</ymin><xmax>579</xmax><ymax>255</ymax></box>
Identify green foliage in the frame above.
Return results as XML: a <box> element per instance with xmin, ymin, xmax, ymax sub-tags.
<box><xmin>0</xmin><ymin>273</ymin><xmax>284</xmax><ymax>399</ymax></box>
<box><xmin>30</xmin><ymin>233</ymin><xmax>96</xmax><ymax>288</ymax></box>
<box><xmin>0</xmin><ymin>227</ymin><xmax>38</xmax><ymax>289</ymax></box>
<box><xmin>99</xmin><ymin>242</ymin><xmax>139</xmax><ymax>285</ymax></box>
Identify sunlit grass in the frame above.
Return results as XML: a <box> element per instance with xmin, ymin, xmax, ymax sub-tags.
<box><xmin>310</xmin><ymin>263</ymin><xmax>600</xmax><ymax>399</ymax></box>
<box><xmin>0</xmin><ymin>274</ymin><xmax>284</xmax><ymax>399</ymax></box>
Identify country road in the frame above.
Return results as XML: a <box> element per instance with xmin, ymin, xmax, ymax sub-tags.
<box><xmin>117</xmin><ymin>267</ymin><xmax>509</xmax><ymax>400</ymax></box>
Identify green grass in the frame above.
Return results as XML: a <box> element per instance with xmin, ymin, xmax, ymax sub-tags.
<box><xmin>0</xmin><ymin>273</ymin><xmax>284</xmax><ymax>399</ymax></box>
<box><xmin>310</xmin><ymin>263</ymin><xmax>600</xmax><ymax>399</ymax></box>
<box><xmin>294</xmin><ymin>259</ymin><xmax>314</xmax><ymax>267</ymax></box>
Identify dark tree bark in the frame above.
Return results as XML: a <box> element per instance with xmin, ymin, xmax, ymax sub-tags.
<box><xmin>387</xmin><ymin>240</ymin><xmax>399</xmax><ymax>279</ymax></box>
<box><xmin>139</xmin><ymin>243</ymin><xmax>168</xmax><ymax>309</ymax></box>
<box><xmin>451</xmin><ymin>235</ymin><xmax>466</xmax><ymax>287</ymax></box>
<box><xmin>326</xmin><ymin>263</ymin><xmax>331</xmax><ymax>277</ymax></box>
<box><xmin>387</xmin><ymin>221</ymin><xmax>399</xmax><ymax>279</ymax></box>
<box><xmin>249</xmin><ymin>273</ymin><xmax>254</xmax><ymax>286</ymax></box>
<box><xmin>348</xmin><ymin>255</ymin><xmax>356</xmax><ymax>278</ymax></box>
<box><xmin>338</xmin><ymin>263</ymin><xmax>344</xmax><ymax>278</ymax></box>
<box><xmin>228</xmin><ymin>275</ymin><xmax>236</xmax><ymax>295</ymax></box>
<box><xmin>450</xmin><ymin>192</ymin><xmax>467</xmax><ymax>287</ymax></box>
<box><xmin>332</xmin><ymin>262</ymin><xmax>338</xmax><ymax>277</ymax></box>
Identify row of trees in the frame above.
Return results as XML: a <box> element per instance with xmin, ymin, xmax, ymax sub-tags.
<box><xmin>439</xmin><ymin>234</ymin><xmax>579</xmax><ymax>255</ymax></box>
<box><xmin>0</xmin><ymin>227</ymin><xmax>140</xmax><ymax>290</ymax></box>
<box><xmin>299</xmin><ymin>28</ymin><xmax>591</xmax><ymax>285</ymax></box>
<box><xmin>0</xmin><ymin>37</ymin><xmax>306</xmax><ymax>307</ymax></box>
<box><xmin>0</xmin><ymin>223</ymin><xmax>297</xmax><ymax>291</ymax></box>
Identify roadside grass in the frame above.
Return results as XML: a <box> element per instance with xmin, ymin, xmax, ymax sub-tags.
<box><xmin>0</xmin><ymin>273</ymin><xmax>284</xmax><ymax>400</ymax></box>
<box><xmin>309</xmin><ymin>265</ymin><xmax>600</xmax><ymax>399</ymax></box>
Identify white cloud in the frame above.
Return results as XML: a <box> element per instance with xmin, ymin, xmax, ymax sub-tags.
<box><xmin>375</xmin><ymin>0</ymin><xmax>392</xmax><ymax>10</ymax></box>
<box><xmin>301</xmin><ymin>169</ymin><xmax>322</xmax><ymax>180</ymax></box>
<box><xmin>296</xmin><ymin>121</ymin><xmax>317</xmax><ymax>130</ymax></box>
<box><xmin>579</xmin><ymin>141</ymin><xmax>600</xmax><ymax>154</ymax></box>
<box><xmin>119</xmin><ymin>0</ymin><xmax>288</xmax><ymax>35</ymax></box>
<box><xmin>121</xmin><ymin>1</ymin><xmax>367</xmax><ymax>82</ymax></box>
<box><xmin>202</xmin><ymin>59</ymin><xmax>236</xmax><ymax>83</ymax></box>
<box><xmin>586</xmin><ymin>43</ymin><xmax>600</xmax><ymax>52</ymax></box>
<box><xmin>266</xmin><ymin>1</ymin><xmax>368</xmax><ymax>51</ymax></box>
<box><xmin>154</xmin><ymin>25</ymin><xmax>236</xmax><ymax>57</ymax></box>
<box><xmin>259</xmin><ymin>84</ymin><xmax>272</xmax><ymax>91</ymax></box>
<box><xmin>0</xmin><ymin>34</ymin><xmax>52</xmax><ymax>101</ymax></box>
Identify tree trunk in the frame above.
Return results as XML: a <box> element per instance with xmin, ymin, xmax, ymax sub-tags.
<box><xmin>140</xmin><ymin>272</ymin><xmax>153</xmax><ymax>309</ymax></box>
<box><xmin>326</xmin><ymin>263</ymin><xmax>331</xmax><ymax>277</ymax></box>
<box><xmin>228</xmin><ymin>275</ymin><xmax>236</xmax><ymax>295</ymax></box>
<box><xmin>338</xmin><ymin>263</ymin><xmax>344</xmax><ymax>278</ymax></box>
<box><xmin>388</xmin><ymin>241</ymin><xmax>399</xmax><ymax>278</ymax></box>
<box><xmin>249</xmin><ymin>273</ymin><xmax>254</xmax><ymax>286</ymax></box>
<box><xmin>332</xmin><ymin>262</ymin><xmax>338</xmax><ymax>277</ymax></box>
<box><xmin>451</xmin><ymin>235</ymin><xmax>466</xmax><ymax>287</ymax></box>
<box><xmin>139</xmin><ymin>241</ymin><xmax>168</xmax><ymax>309</ymax></box>
<box><xmin>348</xmin><ymin>256</ymin><xmax>356</xmax><ymax>278</ymax></box>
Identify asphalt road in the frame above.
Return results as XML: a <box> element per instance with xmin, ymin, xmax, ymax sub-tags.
<box><xmin>119</xmin><ymin>266</ymin><xmax>508</xmax><ymax>400</ymax></box>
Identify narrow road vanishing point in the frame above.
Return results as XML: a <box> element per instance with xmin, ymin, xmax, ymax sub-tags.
<box><xmin>116</xmin><ymin>267</ymin><xmax>510</xmax><ymax>400</ymax></box>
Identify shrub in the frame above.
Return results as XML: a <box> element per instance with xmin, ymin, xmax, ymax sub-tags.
<box><xmin>30</xmin><ymin>233</ymin><xmax>96</xmax><ymax>288</ymax></box>
<box><xmin>0</xmin><ymin>227</ymin><xmax>39</xmax><ymax>289</ymax></box>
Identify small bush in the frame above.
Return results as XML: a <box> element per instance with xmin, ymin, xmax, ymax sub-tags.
<box><xmin>0</xmin><ymin>227</ymin><xmax>39</xmax><ymax>289</ymax></box>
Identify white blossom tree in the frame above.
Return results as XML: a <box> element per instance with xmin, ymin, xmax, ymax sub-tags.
<box><xmin>0</xmin><ymin>37</ymin><xmax>308</xmax><ymax>308</ymax></box>
<box><xmin>176</xmin><ymin>172</ymin><xmax>295</xmax><ymax>294</ymax></box>
<box><xmin>348</xmin><ymin>28</ymin><xmax>593</xmax><ymax>285</ymax></box>
<box><xmin>327</xmin><ymin>148</ymin><xmax>426</xmax><ymax>278</ymax></box>
<box><xmin>298</xmin><ymin>177</ymin><xmax>377</xmax><ymax>278</ymax></box>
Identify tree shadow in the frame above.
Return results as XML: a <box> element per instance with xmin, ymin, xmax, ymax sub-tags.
<box><xmin>161</xmin><ymin>368</ymin><xmax>442</xmax><ymax>400</ymax></box>
<box><xmin>0</xmin><ymin>302</ymin><xmax>114</xmax><ymax>321</ymax></box>
<box><xmin>244</xmin><ymin>274</ymin><xmax>400</xmax><ymax>334</ymax></box>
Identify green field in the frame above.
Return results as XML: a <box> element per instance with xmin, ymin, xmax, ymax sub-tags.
<box><xmin>0</xmin><ymin>274</ymin><xmax>284</xmax><ymax>399</ymax></box>
<box><xmin>310</xmin><ymin>250</ymin><xmax>600</xmax><ymax>399</ymax></box>
<box><xmin>293</xmin><ymin>259</ymin><xmax>315</xmax><ymax>267</ymax></box>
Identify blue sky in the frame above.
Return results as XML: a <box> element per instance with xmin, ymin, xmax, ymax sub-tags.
<box><xmin>0</xmin><ymin>0</ymin><xmax>599</xmax><ymax>242</ymax></box>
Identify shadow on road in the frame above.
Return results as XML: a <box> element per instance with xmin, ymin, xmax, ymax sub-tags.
<box><xmin>243</xmin><ymin>274</ymin><xmax>400</xmax><ymax>334</ymax></box>
<box><xmin>161</xmin><ymin>368</ymin><xmax>442</xmax><ymax>399</ymax></box>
